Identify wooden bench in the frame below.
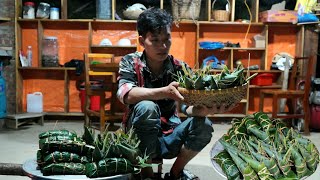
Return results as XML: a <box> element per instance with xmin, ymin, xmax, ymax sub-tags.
<box><xmin>5</xmin><ymin>113</ymin><xmax>44</xmax><ymax>129</ymax></box>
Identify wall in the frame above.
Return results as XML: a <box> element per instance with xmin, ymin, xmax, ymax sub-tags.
<box><xmin>0</xmin><ymin>0</ymin><xmax>16</xmax><ymax>114</ymax></box>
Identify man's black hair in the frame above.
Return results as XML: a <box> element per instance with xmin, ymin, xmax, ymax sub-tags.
<box><xmin>137</xmin><ymin>7</ymin><xmax>173</xmax><ymax>37</ymax></box>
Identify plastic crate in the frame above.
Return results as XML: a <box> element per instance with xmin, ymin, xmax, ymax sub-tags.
<box><xmin>251</xmin><ymin>73</ymin><xmax>273</xmax><ymax>86</ymax></box>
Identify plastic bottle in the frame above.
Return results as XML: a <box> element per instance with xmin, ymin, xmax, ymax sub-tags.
<box><xmin>26</xmin><ymin>46</ymin><xmax>32</xmax><ymax>67</ymax></box>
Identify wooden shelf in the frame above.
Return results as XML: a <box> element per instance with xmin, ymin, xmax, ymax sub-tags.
<box><xmin>18</xmin><ymin>67</ymin><xmax>76</xmax><ymax>71</ymax></box>
<box><xmin>14</xmin><ymin>0</ymin><xmax>305</xmax><ymax>117</ymax></box>
<box><xmin>199</xmin><ymin>21</ymin><xmax>264</xmax><ymax>26</ymax></box>
<box><xmin>297</xmin><ymin>21</ymin><xmax>319</xmax><ymax>26</ymax></box>
<box><xmin>249</xmin><ymin>85</ymin><xmax>282</xmax><ymax>89</ymax></box>
<box><xmin>199</xmin><ymin>47</ymin><xmax>266</xmax><ymax>51</ymax></box>
<box><xmin>225</xmin><ymin>47</ymin><xmax>266</xmax><ymax>50</ymax></box>
<box><xmin>0</xmin><ymin>17</ymin><xmax>11</xmax><ymax>22</ymax></box>
<box><xmin>91</xmin><ymin>45</ymin><xmax>137</xmax><ymax>49</ymax></box>
<box><xmin>262</xmin><ymin>22</ymin><xmax>298</xmax><ymax>26</ymax></box>
<box><xmin>45</xmin><ymin>112</ymin><xmax>84</xmax><ymax>116</ymax></box>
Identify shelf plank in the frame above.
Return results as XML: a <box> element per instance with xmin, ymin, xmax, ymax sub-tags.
<box><xmin>91</xmin><ymin>45</ymin><xmax>137</xmax><ymax>49</ymax></box>
<box><xmin>199</xmin><ymin>47</ymin><xmax>265</xmax><ymax>51</ymax></box>
<box><xmin>249</xmin><ymin>85</ymin><xmax>282</xmax><ymax>89</ymax></box>
<box><xmin>297</xmin><ymin>21</ymin><xmax>319</xmax><ymax>26</ymax></box>
<box><xmin>0</xmin><ymin>17</ymin><xmax>11</xmax><ymax>22</ymax></box>
<box><xmin>262</xmin><ymin>22</ymin><xmax>297</xmax><ymax>26</ymax></box>
<box><xmin>225</xmin><ymin>47</ymin><xmax>266</xmax><ymax>50</ymax></box>
<box><xmin>45</xmin><ymin>112</ymin><xmax>84</xmax><ymax>116</ymax></box>
<box><xmin>18</xmin><ymin>67</ymin><xmax>76</xmax><ymax>70</ymax></box>
<box><xmin>199</xmin><ymin>21</ymin><xmax>264</xmax><ymax>26</ymax></box>
<box><xmin>17</xmin><ymin>19</ymin><xmax>139</xmax><ymax>24</ymax></box>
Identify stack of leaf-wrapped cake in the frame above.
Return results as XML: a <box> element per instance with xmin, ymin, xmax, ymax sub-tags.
<box><xmin>176</xmin><ymin>64</ymin><xmax>257</xmax><ymax>108</ymax></box>
<box><xmin>37</xmin><ymin>127</ymin><xmax>150</xmax><ymax>178</ymax></box>
<box><xmin>211</xmin><ymin>112</ymin><xmax>320</xmax><ymax>180</ymax></box>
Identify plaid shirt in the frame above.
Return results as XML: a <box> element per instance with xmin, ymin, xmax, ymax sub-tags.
<box><xmin>117</xmin><ymin>51</ymin><xmax>189</xmax><ymax>119</ymax></box>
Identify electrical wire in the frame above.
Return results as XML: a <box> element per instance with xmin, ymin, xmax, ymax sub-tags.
<box><xmin>243</xmin><ymin>0</ymin><xmax>252</xmax><ymax>42</ymax></box>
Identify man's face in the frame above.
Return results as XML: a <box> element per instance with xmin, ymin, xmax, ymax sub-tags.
<box><xmin>139</xmin><ymin>26</ymin><xmax>172</xmax><ymax>62</ymax></box>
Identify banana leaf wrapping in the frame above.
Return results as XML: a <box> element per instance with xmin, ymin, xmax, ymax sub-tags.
<box><xmin>37</xmin><ymin>149</ymin><xmax>44</xmax><ymax>168</ymax></box>
<box><xmin>42</xmin><ymin>151</ymin><xmax>89</xmax><ymax>165</ymax></box>
<box><xmin>85</xmin><ymin>158</ymin><xmax>134</xmax><ymax>178</ymax></box>
<box><xmin>39</xmin><ymin>136</ymin><xmax>83</xmax><ymax>149</ymax></box>
<box><xmin>107</xmin><ymin>143</ymin><xmax>141</xmax><ymax>164</ymax></box>
<box><xmin>39</xmin><ymin>130</ymin><xmax>77</xmax><ymax>139</ymax></box>
<box><xmin>175</xmin><ymin>64</ymin><xmax>257</xmax><ymax>108</ymax></box>
<box><xmin>213</xmin><ymin>150</ymin><xmax>241</xmax><ymax>180</ymax></box>
<box><xmin>42</xmin><ymin>162</ymin><xmax>86</xmax><ymax>176</ymax></box>
<box><xmin>40</xmin><ymin>140</ymin><xmax>94</xmax><ymax>159</ymax></box>
<box><xmin>212</xmin><ymin>112</ymin><xmax>320</xmax><ymax>180</ymax></box>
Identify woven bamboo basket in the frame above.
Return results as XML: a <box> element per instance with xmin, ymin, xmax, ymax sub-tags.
<box><xmin>172</xmin><ymin>0</ymin><xmax>202</xmax><ymax>20</ymax></box>
<box><xmin>178</xmin><ymin>83</ymin><xmax>248</xmax><ymax>108</ymax></box>
<box><xmin>211</xmin><ymin>0</ymin><xmax>230</xmax><ymax>22</ymax></box>
<box><xmin>123</xmin><ymin>9</ymin><xmax>144</xmax><ymax>20</ymax></box>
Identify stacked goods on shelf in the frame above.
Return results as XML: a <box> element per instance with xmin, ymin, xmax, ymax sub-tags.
<box><xmin>211</xmin><ymin>112</ymin><xmax>320</xmax><ymax>179</ymax></box>
<box><xmin>36</xmin><ymin>127</ymin><xmax>151</xmax><ymax>177</ymax></box>
<box><xmin>175</xmin><ymin>64</ymin><xmax>257</xmax><ymax>108</ymax></box>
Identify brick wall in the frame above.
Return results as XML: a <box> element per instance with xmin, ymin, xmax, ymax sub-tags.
<box><xmin>0</xmin><ymin>0</ymin><xmax>16</xmax><ymax>114</ymax></box>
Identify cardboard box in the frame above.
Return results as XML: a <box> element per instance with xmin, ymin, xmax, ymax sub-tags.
<box><xmin>259</xmin><ymin>10</ymin><xmax>298</xmax><ymax>23</ymax></box>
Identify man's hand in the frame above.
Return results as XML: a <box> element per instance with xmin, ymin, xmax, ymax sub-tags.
<box><xmin>164</xmin><ymin>82</ymin><xmax>184</xmax><ymax>101</ymax></box>
<box><xmin>186</xmin><ymin>103</ymin><xmax>238</xmax><ymax>117</ymax></box>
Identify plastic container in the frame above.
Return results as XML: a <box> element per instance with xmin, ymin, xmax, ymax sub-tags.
<box><xmin>36</xmin><ymin>2</ymin><xmax>50</xmax><ymax>19</ymax></box>
<box><xmin>79</xmin><ymin>88</ymin><xmax>100</xmax><ymax>112</ymax></box>
<box><xmin>23</xmin><ymin>2</ymin><xmax>35</xmax><ymax>19</ymax></box>
<box><xmin>79</xmin><ymin>80</ymin><xmax>103</xmax><ymax>112</ymax></box>
<box><xmin>311</xmin><ymin>105</ymin><xmax>320</xmax><ymax>130</ymax></box>
<box><xmin>253</xmin><ymin>34</ymin><xmax>266</xmax><ymax>48</ymax></box>
<box><xmin>0</xmin><ymin>63</ymin><xmax>6</xmax><ymax>118</ymax></box>
<box><xmin>27</xmin><ymin>92</ymin><xmax>43</xmax><ymax>113</ymax></box>
<box><xmin>50</xmin><ymin>7</ymin><xmax>59</xmax><ymax>20</ymax></box>
<box><xmin>96</xmin><ymin>0</ymin><xmax>112</xmax><ymax>19</ymax></box>
<box><xmin>26</xmin><ymin>46</ymin><xmax>32</xmax><ymax>66</ymax></box>
<box><xmin>251</xmin><ymin>73</ymin><xmax>273</xmax><ymax>86</ymax></box>
<box><xmin>42</xmin><ymin>36</ymin><xmax>59</xmax><ymax>67</ymax></box>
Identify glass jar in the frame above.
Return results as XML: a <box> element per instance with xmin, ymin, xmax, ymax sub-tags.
<box><xmin>50</xmin><ymin>7</ymin><xmax>60</xmax><ymax>20</ymax></box>
<box><xmin>42</xmin><ymin>36</ymin><xmax>59</xmax><ymax>67</ymax></box>
<box><xmin>36</xmin><ymin>2</ymin><xmax>50</xmax><ymax>19</ymax></box>
<box><xmin>23</xmin><ymin>2</ymin><xmax>35</xmax><ymax>19</ymax></box>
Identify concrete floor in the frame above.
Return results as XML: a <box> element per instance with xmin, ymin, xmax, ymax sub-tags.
<box><xmin>0</xmin><ymin>120</ymin><xmax>319</xmax><ymax>180</ymax></box>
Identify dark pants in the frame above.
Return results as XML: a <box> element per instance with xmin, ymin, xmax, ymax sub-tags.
<box><xmin>127</xmin><ymin>100</ymin><xmax>214</xmax><ymax>159</ymax></box>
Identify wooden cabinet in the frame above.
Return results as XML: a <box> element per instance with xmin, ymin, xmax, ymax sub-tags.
<box><xmin>15</xmin><ymin>0</ymin><xmax>304</xmax><ymax>117</ymax></box>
